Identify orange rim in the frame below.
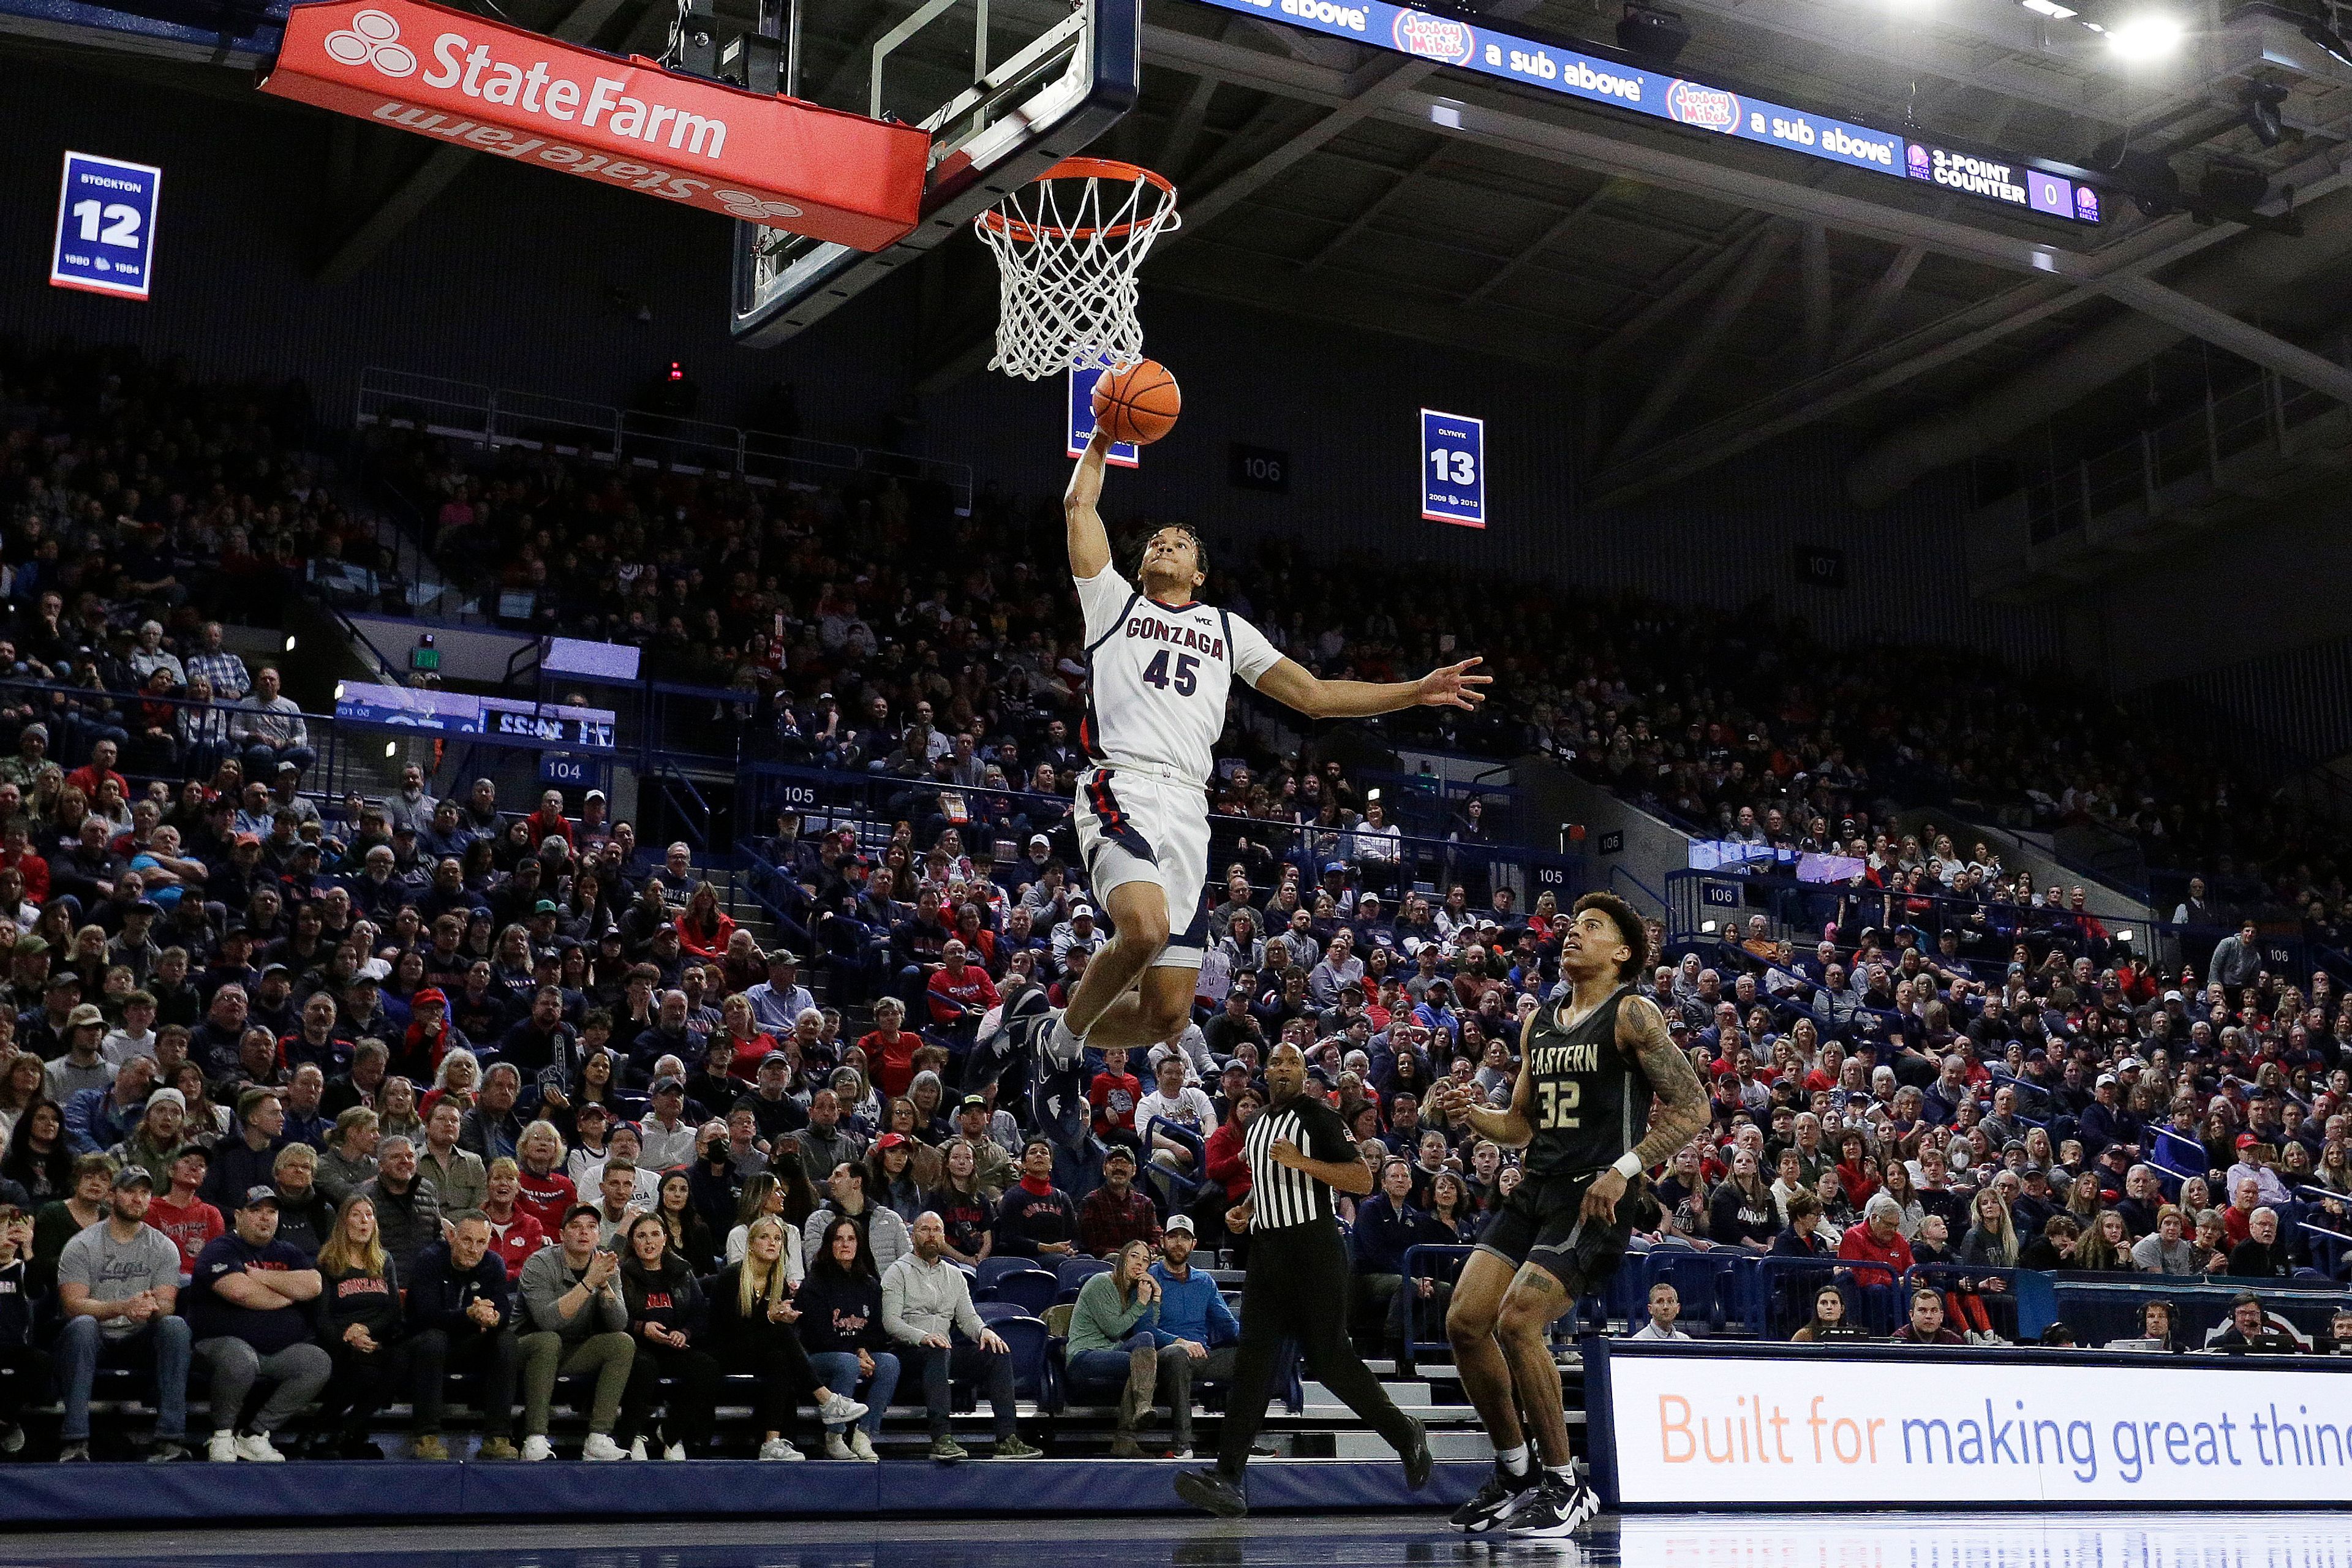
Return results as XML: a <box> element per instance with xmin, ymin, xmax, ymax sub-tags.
<box><xmin>978</xmin><ymin>157</ymin><xmax>1178</xmax><ymax>244</ymax></box>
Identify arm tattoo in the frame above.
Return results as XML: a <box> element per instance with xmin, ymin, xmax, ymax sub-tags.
<box><xmin>1621</xmin><ymin>995</ymin><xmax>1711</xmax><ymax>1170</ymax></box>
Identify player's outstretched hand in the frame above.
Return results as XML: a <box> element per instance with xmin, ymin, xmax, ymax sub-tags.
<box><xmin>1416</xmin><ymin>656</ymin><xmax>1491</xmax><ymax>710</ymax></box>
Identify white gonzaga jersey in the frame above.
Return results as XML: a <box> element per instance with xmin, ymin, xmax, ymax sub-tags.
<box><xmin>1076</xmin><ymin>566</ymin><xmax>1281</xmax><ymax>784</ymax></box>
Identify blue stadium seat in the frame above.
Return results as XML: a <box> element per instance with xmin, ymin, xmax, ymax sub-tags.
<box><xmin>976</xmin><ymin>1257</ymin><xmax>1038</xmax><ymax>1294</ymax></box>
<box><xmin>1055</xmin><ymin>1256</ymin><xmax>1113</xmax><ymax>1298</ymax></box>
<box><xmin>982</xmin><ymin>1268</ymin><xmax>1060</xmax><ymax>1317</ymax></box>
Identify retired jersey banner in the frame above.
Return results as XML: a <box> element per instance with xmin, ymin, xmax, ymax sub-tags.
<box><xmin>260</xmin><ymin>0</ymin><xmax>929</xmax><ymax>249</ymax></box>
<box><xmin>51</xmin><ymin>151</ymin><xmax>162</xmax><ymax>301</ymax></box>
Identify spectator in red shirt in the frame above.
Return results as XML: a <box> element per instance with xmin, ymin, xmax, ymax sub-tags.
<box><xmin>858</xmin><ymin>997</ymin><xmax>919</xmax><ymax>1101</ymax></box>
<box><xmin>478</xmin><ymin>1157</ymin><xmax>549</xmax><ymax>1279</ymax></box>
<box><xmin>64</xmin><ymin>739</ymin><xmax>128</xmax><ymax>807</ymax></box>
<box><xmin>525</xmin><ymin>790</ymin><xmax>575</xmax><ymax>851</ymax></box>
<box><xmin>512</xmin><ymin>1121</ymin><xmax>576</xmax><ymax>1235</ymax></box>
<box><xmin>925</xmin><ymin>940</ymin><xmax>999</xmax><ymax>1046</ymax></box>
<box><xmin>1</xmin><ymin>819</ymin><xmax>50</xmax><ymax>905</ymax></box>
<box><xmin>1088</xmin><ymin>1045</ymin><xmax>1144</xmax><ymax>1150</ymax></box>
<box><xmin>1837</xmin><ymin>1191</ymin><xmax>1917</xmax><ymax>1287</ymax></box>
<box><xmin>145</xmin><ymin>1144</ymin><xmax>224</xmax><ymax>1271</ymax></box>
<box><xmin>675</xmin><ymin>883</ymin><xmax>737</xmax><ymax>963</ymax></box>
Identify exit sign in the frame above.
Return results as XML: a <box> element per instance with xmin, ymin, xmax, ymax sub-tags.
<box><xmin>410</xmin><ymin>647</ymin><xmax>441</xmax><ymax>672</ymax></box>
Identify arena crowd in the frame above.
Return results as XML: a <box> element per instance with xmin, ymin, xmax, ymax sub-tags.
<box><xmin>0</xmin><ymin>341</ymin><xmax>2345</xmax><ymax>1469</ymax></box>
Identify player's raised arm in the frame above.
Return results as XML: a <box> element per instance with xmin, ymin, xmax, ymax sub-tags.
<box><xmin>1064</xmin><ymin>428</ymin><xmax>1114</xmax><ymax>580</ymax></box>
<box><xmin>1251</xmin><ymin>653</ymin><xmax>1491</xmax><ymax>721</ymax></box>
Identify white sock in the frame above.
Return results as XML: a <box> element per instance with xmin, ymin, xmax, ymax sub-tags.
<box><xmin>1497</xmin><ymin>1443</ymin><xmax>1531</xmax><ymax>1477</ymax></box>
<box><xmin>1545</xmin><ymin>1463</ymin><xmax>1578</xmax><ymax>1484</ymax></box>
<box><xmin>1047</xmin><ymin>1014</ymin><xmax>1085</xmax><ymax>1066</ymax></box>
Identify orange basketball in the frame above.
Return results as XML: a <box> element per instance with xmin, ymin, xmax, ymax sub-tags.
<box><xmin>1091</xmin><ymin>358</ymin><xmax>1182</xmax><ymax>446</ymax></box>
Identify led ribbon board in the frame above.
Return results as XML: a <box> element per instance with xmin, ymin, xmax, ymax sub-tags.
<box><xmin>1193</xmin><ymin>0</ymin><xmax>2101</xmax><ymax>226</ymax></box>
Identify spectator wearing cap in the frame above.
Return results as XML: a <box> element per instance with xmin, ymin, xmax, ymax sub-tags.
<box><xmin>2225</xmin><ymin>1136</ymin><xmax>2293</xmax><ymax>1208</ymax></box>
<box><xmin>1050</xmin><ymin>902</ymin><xmax>1103</xmax><ymax>971</ymax></box>
<box><xmin>45</xmin><ymin>1003</ymin><xmax>115</xmax><ymax>1104</ymax></box>
<box><xmin>2079</xmin><ymin>1071</ymin><xmax>2143</xmax><ymax>1159</ymax></box>
<box><xmin>53</xmin><ymin>1164</ymin><xmax>192</xmax><ymax>1461</ymax></box>
<box><xmin>948</xmin><ymin>1094</ymin><xmax>1015</xmax><ymax>1196</ymax></box>
<box><xmin>744</xmin><ymin>949</ymin><xmax>814</xmax><ymax>1037</ymax></box>
<box><xmin>186</xmin><ymin>1183</ymin><xmax>331</xmax><ymax>1461</ymax></box>
<box><xmin>740</xmin><ymin>1052</ymin><xmax>810</xmax><ymax>1146</ymax></box>
<box><xmin>230</xmin><ymin>666</ymin><xmax>312</xmax><ymax>783</ymax></box>
<box><xmin>1080</xmin><ymin>1144</ymin><xmax>1164</xmax><ymax>1258</ymax></box>
<box><xmin>640</xmin><ymin>1076</ymin><xmax>698</xmax><ymax>1169</ymax></box>
<box><xmin>1147</xmin><ymin>1215</ymin><xmax>1238</xmax><ymax>1457</ymax></box>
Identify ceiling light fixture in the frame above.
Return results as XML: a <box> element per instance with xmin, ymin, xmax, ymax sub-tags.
<box><xmin>2108</xmin><ymin>12</ymin><xmax>2185</xmax><ymax>58</ymax></box>
<box><xmin>2019</xmin><ymin>0</ymin><xmax>2078</xmax><ymax>17</ymax></box>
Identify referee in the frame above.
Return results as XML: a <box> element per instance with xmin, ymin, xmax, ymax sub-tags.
<box><xmin>1175</xmin><ymin>1042</ymin><xmax>1431</xmax><ymax>1517</ymax></box>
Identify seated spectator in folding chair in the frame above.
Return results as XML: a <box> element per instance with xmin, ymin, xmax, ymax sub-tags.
<box><xmin>1627</xmin><ymin>1281</ymin><xmax>1693</xmax><ymax>1341</ymax></box>
<box><xmin>882</xmin><ymin>1210</ymin><xmax>1039</xmax><ymax>1462</ymax></box>
<box><xmin>1790</xmin><ymin>1283</ymin><xmax>1870</xmax><ymax>1342</ymax></box>
<box><xmin>1080</xmin><ymin>1144</ymin><xmax>1163</xmax><ymax>1259</ymax></box>
<box><xmin>53</xmin><ymin>1164</ymin><xmax>192</xmax><ymax>1461</ymax></box>
<box><xmin>312</xmin><ymin>1192</ymin><xmax>425</xmax><ymax>1457</ymax></box>
<box><xmin>1146</xmin><ymin>1215</ymin><xmax>1239</xmax><ymax>1460</ymax></box>
<box><xmin>770</xmin><ymin>1213</ymin><xmax>892</xmax><ymax>1460</ymax></box>
<box><xmin>0</xmin><ymin>1206</ymin><xmax>45</xmax><ymax>1455</ymax></box>
<box><xmin>404</xmin><ymin>1209</ymin><xmax>522</xmax><ymax>1458</ymax></box>
<box><xmin>186</xmin><ymin>1184</ymin><xmax>333</xmax><ymax>1462</ymax></box>
<box><xmin>1066</xmin><ymin>1238</ymin><xmax>1163</xmax><ymax>1456</ymax></box>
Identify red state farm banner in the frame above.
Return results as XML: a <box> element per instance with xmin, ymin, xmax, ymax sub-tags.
<box><xmin>260</xmin><ymin>0</ymin><xmax>929</xmax><ymax>250</ymax></box>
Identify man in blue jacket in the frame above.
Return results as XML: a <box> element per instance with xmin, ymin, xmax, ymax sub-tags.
<box><xmin>404</xmin><ymin>1211</ymin><xmax>522</xmax><ymax>1459</ymax></box>
<box><xmin>1148</xmin><ymin>1215</ymin><xmax>1240</xmax><ymax>1458</ymax></box>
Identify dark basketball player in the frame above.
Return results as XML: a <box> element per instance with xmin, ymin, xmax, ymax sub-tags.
<box><xmin>1428</xmin><ymin>891</ymin><xmax>1709</xmax><ymax>1537</ymax></box>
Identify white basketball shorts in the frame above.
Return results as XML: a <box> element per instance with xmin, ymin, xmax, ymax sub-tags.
<box><xmin>1072</xmin><ymin>762</ymin><xmax>1212</xmax><ymax>970</ymax></box>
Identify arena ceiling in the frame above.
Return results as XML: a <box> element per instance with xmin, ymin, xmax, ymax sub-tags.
<box><xmin>11</xmin><ymin>0</ymin><xmax>2352</xmax><ymax>501</ymax></box>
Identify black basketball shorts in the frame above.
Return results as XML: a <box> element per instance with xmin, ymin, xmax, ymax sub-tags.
<box><xmin>1474</xmin><ymin>1168</ymin><xmax>1654</xmax><ymax>1292</ymax></box>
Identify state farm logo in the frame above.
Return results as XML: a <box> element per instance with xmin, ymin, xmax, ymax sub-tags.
<box><xmin>325</xmin><ymin>9</ymin><xmax>417</xmax><ymax>77</ymax></box>
<box><xmin>1665</xmin><ymin>79</ymin><xmax>1739</xmax><ymax>132</ymax></box>
<box><xmin>718</xmin><ymin>192</ymin><xmax>802</xmax><ymax>219</ymax></box>
<box><xmin>1392</xmin><ymin>10</ymin><xmax>1476</xmax><ymax>64</ymax></box>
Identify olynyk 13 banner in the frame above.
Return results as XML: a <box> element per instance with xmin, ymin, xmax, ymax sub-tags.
<box><xmin>1195</xmin><ymin>0</ymin><xmax>2099</xmax><ymax>225</ymax></box>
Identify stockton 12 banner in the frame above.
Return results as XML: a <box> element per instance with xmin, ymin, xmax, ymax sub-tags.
<box><xmin>260</xmin><ymin>0</ymin><xmax>929</xmax><ymax>249</ymax></box>
<box><xmin>1590</xmin><ymin>1340</ymin><xmax>2352</xmax><ymax>1507</ymax></box>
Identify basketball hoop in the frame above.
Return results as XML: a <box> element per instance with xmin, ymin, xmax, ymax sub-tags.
<box><xmin>975</xmin><ymin>157</ymin><xmax>1180</xmax><ymax>381</ymax></box>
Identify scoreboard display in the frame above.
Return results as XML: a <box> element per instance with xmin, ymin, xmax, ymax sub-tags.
<box><xmin>1194</xmin><ymin>0</ymin><xmax>2100</xmax><ymax>226</ymax></box>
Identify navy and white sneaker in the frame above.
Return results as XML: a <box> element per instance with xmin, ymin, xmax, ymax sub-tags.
<box><xmin>1502</xmin><ymin>1472</ymin><xmax>1601</xmax><ymax>1539</ymax></box>
<box><xmin>960</xmin><ymin>983</ymin><xmax>1053</xmax><ymax>1094</ymax></box>
<box><xmin>1449</xmin><ymin>1463</ymin><xmax>1536</xmax><ymax>1532</ymax></box>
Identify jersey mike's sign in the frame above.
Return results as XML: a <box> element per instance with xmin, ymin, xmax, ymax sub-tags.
<box><xmin>260</xmin><ymin>0</ymin><xmax>930</xmax><ymax>249</ymax></box>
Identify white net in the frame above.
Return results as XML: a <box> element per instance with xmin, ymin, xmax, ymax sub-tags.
<box><xmin>976</xmin><ymin>160</ymin><xmax>1181</xmax><ymax>381</ymax></box>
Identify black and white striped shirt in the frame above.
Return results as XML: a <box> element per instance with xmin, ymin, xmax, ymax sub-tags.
<box><xmin>1244</xmin><ymin>1093</ymin><xmax>1354</xmax><ymax>1232</ymax></box>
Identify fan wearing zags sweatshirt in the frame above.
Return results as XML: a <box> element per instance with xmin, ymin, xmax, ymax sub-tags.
<box><xmin>993</xmin><ymin>1138</ymin><xmax>1080</xmax><ymax>1259</ymax></box>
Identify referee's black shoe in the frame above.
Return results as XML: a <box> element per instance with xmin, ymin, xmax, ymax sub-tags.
<box><xmin>1175</xmin><ymin>1466</ymin><xmax>1250</xmax><ymax>1518</ymax></box>
<box><xmin>1401</xmin><ymin>1416</ymin><xmax>1433</xmax><ymax>1491</ymax></box>
<box><xmin>1449</xmin><ymin>1463</ymin><xmax>1536</xmax><ymax>1532</ymax></box>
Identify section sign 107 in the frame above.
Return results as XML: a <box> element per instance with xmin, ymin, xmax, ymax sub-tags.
<box><xmin>1195</xmin><ymin>0</ymin><xmax>2100</xmax><ymax>226</ymax></box>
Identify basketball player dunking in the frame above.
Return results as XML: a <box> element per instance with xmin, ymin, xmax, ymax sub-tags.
<box><xmin>1428</xmin><ymin>892</ymin><xmax>1709</xmax><ymax>1537</ymax></box>
<box><xmin>968</xmin><ymin>425</ymin><xmax>1490</xmax><ymax>1138</ymax></box>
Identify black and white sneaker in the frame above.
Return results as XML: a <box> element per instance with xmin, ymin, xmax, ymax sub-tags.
<box><xmin>1502</xmin><ymin>1472</ymin><xmax>1601</xmax><ymax>1539</ymax></box>
<box><xmin>1450</xmin><ymin>1463</ymin><xmax>1536</xmax><ymax>1532</ymax></box>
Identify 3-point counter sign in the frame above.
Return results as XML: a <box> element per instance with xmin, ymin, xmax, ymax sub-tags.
<box><xmin>1420</xmin><ymin>407</ymin><xmax>1485</xmax><ymax>528</ymax></box>
<box><xmin>51</xmin><ymin>151</ymin><xmax>160</xmax><ymax>302</ymax></box>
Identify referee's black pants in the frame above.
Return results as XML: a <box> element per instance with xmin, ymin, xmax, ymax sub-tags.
<box><xmin>1216</xmin><ymin>1218</ymin><xmax>1417</xmax><ymax>1480</ymax></box>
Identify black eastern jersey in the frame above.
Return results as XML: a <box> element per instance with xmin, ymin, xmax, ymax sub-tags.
<box><xmin>1244</xmin><ymin>1092</ymin><xmax>1355</xmax><ymax>1231</ymax></box>
<box><xmin>1520</xmin><ymin>984</ymin><xmax>1653</xmax><ymax>1177</ymax></box>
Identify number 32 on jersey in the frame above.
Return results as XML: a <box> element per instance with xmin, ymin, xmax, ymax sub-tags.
<box><xmin>1536</xmin><ymin>1078</ymin><xmax>1581</xmax><ymax>1130</ymax></box>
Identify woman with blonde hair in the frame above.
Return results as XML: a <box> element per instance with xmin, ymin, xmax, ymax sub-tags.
<box><xmin>513</xmin><ymin>1118</ymin><xmax>576</xmax><ymax>1233</ymax></box>
<box><xmin>704</xmin><ymin>1213</ymin><xmax>865</xmax><ymax>1460</ymax></box>
<box><xmin>314</xmin><ymin>1194</ymin><xmax>419</xmax><ymax>1457</ymax></box>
